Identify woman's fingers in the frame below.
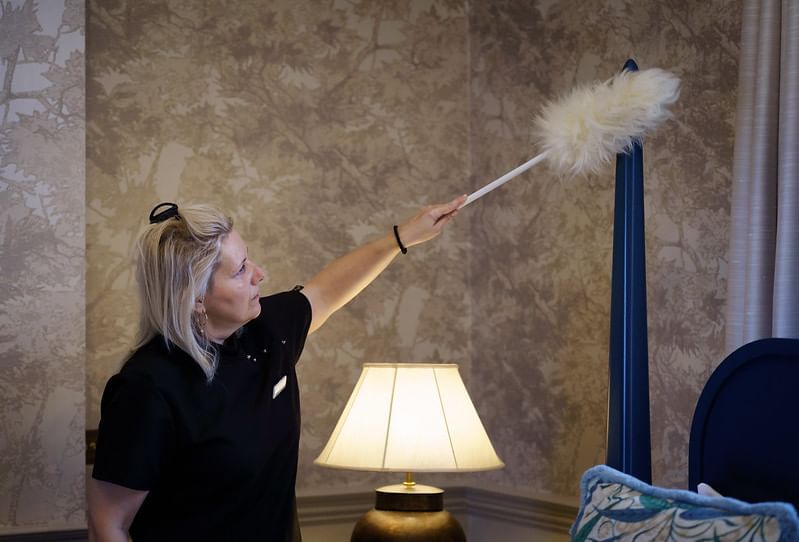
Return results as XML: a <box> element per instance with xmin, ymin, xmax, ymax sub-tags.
<box><xmin>432</xmin><ymin>195</ymin><xmax>467</xmax><ymax>225</ymax></box>
<box><xmin>400</xmin><ymin>195</ymin><xmax>466</xmax><ymax>246</ymax></box>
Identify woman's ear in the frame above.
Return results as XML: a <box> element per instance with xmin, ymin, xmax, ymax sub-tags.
<box><xmin>194</xmin><ymin>298</ymin><xmax>205</xmax><ymax>314</ymax></box>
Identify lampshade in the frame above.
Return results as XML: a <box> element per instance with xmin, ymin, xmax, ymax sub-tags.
<box><xmin>314</xmin><ymin>363</ymin><xmax>503</xmax><ymax>473</ymax></box>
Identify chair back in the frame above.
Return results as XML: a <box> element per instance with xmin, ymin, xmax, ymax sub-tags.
<box><xmin>689</xmin><ymin>338</ymin><xmax>799</xmax><ymax>509</ymax></box>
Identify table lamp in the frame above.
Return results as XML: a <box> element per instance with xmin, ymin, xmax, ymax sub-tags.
<box><xmin>314</xmin><ymin>363</ymin><xmax>504</xmax><ymax>541</ymax></box>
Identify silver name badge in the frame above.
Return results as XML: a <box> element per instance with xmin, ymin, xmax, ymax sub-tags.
<box><xmin>273</xmin><ymin>375</ymin><xmax>287</xmax><ymax>399</ymax></box>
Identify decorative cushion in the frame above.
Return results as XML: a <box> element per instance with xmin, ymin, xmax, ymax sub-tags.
<box><xmin>572</xmin><ymin>465</ymin><xmax>799</xmax><ymax>542</ymax></box>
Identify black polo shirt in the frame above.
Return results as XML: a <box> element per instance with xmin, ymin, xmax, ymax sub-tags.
<box><xmin>93</xmin><ymin>290</ymin><xmax>312</xmax><ymax>542</ymax></box>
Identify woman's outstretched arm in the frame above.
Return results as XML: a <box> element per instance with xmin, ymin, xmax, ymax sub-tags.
<box><xmin>301</xmin><ymin>195</ymin><xmax>465</xmax><ymax>334</ymax></box>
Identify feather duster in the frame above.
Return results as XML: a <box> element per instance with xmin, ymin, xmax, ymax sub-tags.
<box><xmin>462</xmin><ymin>67</ymin><xmax>681</xmax><ymax>208</ymax></box>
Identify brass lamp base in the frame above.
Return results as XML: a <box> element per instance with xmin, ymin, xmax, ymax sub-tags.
<box><xmin>351</xmin><ymin>483</ymin><xmax>466</xmax><ymax>542</ymax></box>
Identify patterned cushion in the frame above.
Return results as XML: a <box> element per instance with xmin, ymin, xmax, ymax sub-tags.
<box><xmin>572</xmin><ymin>465</ymin><xmax>799</xmax><ymax>542</ymax></box>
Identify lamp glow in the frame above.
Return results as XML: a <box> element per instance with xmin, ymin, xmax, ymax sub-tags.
<box><xmin>314</xmin><ymin>363</ymin><xmax>503</xmax><ymax>474</ymax></box>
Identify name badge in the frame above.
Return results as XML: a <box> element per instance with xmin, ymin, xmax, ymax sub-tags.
<box><xmin>273</xmin><ymin>375</ymin><xmax>287</xmax><ymax>399</ymax></box>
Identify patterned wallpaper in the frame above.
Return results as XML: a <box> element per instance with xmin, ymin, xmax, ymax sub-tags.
<box><xmin>468</xmin><ymin>0</ymin><xmax>740</xmax><ymax>493</ymax></box>
<box><xmin>86</xmin><ymin>0</ymin><xmax>472</xmax><ymax>493</ymax></box>
<box><xmin>77</xmin><ymin>0</ymin><xmax>738</xmax><ymax>525</ymax></box>
<box><xmin>0</xmin><ymin>1</ymin><xmax>744</xmax><ymax>533</ymax></box>
<box><xmin>0</xmin><ymin>0</ymin><xmax>85</xmax><ymax>532</ymax></box>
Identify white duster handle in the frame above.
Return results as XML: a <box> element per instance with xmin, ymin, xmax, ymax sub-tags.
<box><xmin>461</xmin><ymin>151</ymin><xmax>549</xmax><ymax>208</ymax></box>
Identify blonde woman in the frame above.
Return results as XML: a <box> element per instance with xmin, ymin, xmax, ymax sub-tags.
<box><xmin>88</xmin><ymin>196</ymin><xmax>465</xmax><ymax>542</ymax></box>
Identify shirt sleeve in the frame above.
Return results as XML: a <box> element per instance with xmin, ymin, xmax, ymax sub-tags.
<box><xmin>92</xmin><ymin>372</ymin><xmax>176</xmax><ymax>491</ymax></box>
<box><xmin>258</xmin><ymin>289</ymin><xmax>312</xmax><ymax>366</ymax></box>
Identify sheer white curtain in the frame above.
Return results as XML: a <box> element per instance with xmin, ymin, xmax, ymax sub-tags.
<box><xmin>726</xmin><ymin>0</ymin><xmax>799</xmax><ymax>353</ymax></box>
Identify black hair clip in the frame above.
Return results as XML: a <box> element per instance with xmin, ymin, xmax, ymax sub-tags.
<box><xmin>149</xmin><ymin>202</ymin><xmax>180</xmax><ymax>224</ymax></box>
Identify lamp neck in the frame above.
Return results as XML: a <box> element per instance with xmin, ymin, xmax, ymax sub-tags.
<box><xmin>403</xmin><ymin>471</ymin><xmax>416</xmax><ymax>488</ymax></box>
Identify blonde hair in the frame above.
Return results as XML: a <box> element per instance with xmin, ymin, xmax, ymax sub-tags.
<box><xmin>134</xmin><ymin>204</ymin><xmax>233</xmax><ymax>381</ymax></box>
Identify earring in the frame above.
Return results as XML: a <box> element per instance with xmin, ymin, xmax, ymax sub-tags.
<box><xmin>197</xmin><ymin>308</ymin><xmax>208</xmax><ymax>336</ymax></box>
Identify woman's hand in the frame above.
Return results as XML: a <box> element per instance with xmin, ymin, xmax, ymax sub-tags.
<box><xmin>397</xmin><ymin>194</ymin><xmax>467</xmax><ymax>248</ymax></box>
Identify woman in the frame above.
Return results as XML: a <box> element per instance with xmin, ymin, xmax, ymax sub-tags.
<box><xmin>87</xmin><ymin>195</ymin><xmax>466</xmax><ymax>542</ymax></box>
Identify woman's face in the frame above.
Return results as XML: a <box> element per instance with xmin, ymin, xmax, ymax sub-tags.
<box><xmin>202</xmin><ymin>229</ymin><xmax>265</xmax><ymax>342</ymax></box>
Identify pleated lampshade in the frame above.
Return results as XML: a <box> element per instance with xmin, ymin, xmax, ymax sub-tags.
<box><xmin>314</xmin><ymin>363</ymin><xmax>503</xmax><ymax>473</ymax></box>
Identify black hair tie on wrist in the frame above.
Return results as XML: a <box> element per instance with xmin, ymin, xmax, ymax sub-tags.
<box><xmin>393</xmin><ymin>225</ymin><xmax>407</xmax><ymax>254</ymax></box>
<box><xmin>149</xmin><ymin>202</ymin><xmax>180</xmax><ymax>224</ymax></box>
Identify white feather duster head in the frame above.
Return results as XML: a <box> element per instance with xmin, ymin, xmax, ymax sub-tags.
<box><xmin>535</xmin><ymin>68</ymin><xmax>681</xmax><ymax>176</ymax></box>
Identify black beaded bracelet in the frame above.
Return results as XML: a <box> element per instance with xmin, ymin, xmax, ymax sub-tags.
<box><xmin>393</xmin><ymin>225</ymin><xmax>408</xmax><ymax>254</ymax></box>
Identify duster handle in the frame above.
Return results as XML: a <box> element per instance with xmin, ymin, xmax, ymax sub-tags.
<box><xmin>460</xmin><ymin>151</ymin><xmax>548</xmax><ymax>208</ymax></box>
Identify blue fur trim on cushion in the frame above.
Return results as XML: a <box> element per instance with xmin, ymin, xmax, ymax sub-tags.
<box><xmin>571</xmin><ymin>465</ymin><xmax>799</xmax><ymax>542</ymax></box>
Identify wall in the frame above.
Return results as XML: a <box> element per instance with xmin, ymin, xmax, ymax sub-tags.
<box><xmin>0</xmin><ymin>0</ymin><xmax>86</xmax><ymax>533</ymax></box>
<box><xmin>468</xmin><ymin>0</ymin><xmax>740</xmax><ymax>494</ymax></box>
<box><xmin>85</xmin><ymin>0</ymin><xmax>472</xmax><ymax>494</ymax></box>
<box><xmin>0</xmin><ymin>0</ymin><xmax>743</xmax><ymax>535</ymax></box>
<box><xmin>86</xmin><ymin>0</ymin><xmax>741</xmax><ymax>499</ymax></box>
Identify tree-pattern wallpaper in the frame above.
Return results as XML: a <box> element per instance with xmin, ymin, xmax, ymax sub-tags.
<box><xmin>86</xmin><ymin>0</ymin><xmax>473</xmax><ymax>493</ymax></box>
<box><xmin>0</xmin><ymin>0</ymin><xmax>85</xmax><ymax>531</ymax></box>
<box><xmin>467</xmin><ymin>0</ymin><xmax>740</xmax><ymax>493</ymax></box>
<box><xmin>0</xmin><ymin>0</ymin><xmax>742</xmax><ymax>533</ymax></box>
<box><xmin>87</xmin><ymin>0</ymin><xmax>740</xmax><ymax>499</ymax></box>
